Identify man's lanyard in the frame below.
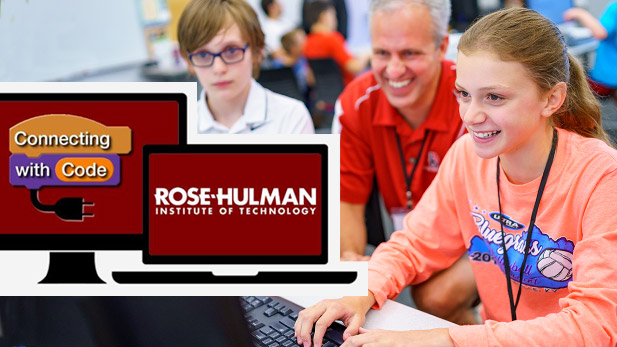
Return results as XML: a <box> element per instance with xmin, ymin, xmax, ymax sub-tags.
<box><xmin>394</xmin><ymin>129</ymin><xmax>429</xmax><ymax>210</ymax></box>
<box><xmin>496</xmin><ymin>127</ymin><xmax>558</xmax><ymax>321</ymax></box>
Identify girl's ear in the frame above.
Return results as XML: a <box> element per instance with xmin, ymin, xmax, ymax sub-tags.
<box><xmin>541</xmin><ymin>82</ymin><xmax>567</xmax><ymax>118</ymax></box>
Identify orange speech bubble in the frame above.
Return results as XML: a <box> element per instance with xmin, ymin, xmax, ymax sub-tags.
<box><xmin>55</xmin><ymin>157</ymin><xmax>115</xmax><ymax>183</ymax></box>
<box><xmin>9</xmin><ymin>114</ymin><xmax>132</xmax><ymax>157</ymax></box>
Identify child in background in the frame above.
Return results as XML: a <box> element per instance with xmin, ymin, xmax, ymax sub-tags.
<box><xmin>564</xmin><ymin>2</ymin><xmax>617</xmax><ymax>104</ymax></box>
<box><xmin>303</xmin><ymin>0</ymin><xmax>370</xmax><ymax>85</ymax></box>
<box><xmin>261</xmin><ymin>0</ymin><xmax>295</xmax><ymax>62</ymax></box>
<box><xmin>177</xmin><ymin>0</ymin><xmax>314</xmax><ymax>134</ymax></box>
<box><xmin>280</xmin><ymin>28</ymin><xmax>315</xmax><ymax>98</ymax></box>
<box><xmin>294</xmin><ymin>7</ymin><xmax>617</xmax><ymax>346</ymax></box>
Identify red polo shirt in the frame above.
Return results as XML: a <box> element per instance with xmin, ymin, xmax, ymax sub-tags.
<box><xmin>339</xmin><ymin>60</ymin><xmax>465</xmax><ymax>211</ymax></box>
<box><xmin>304</xmin><ymin>31</ymin><xmax>354</xmax><ymax>85</ymax></box>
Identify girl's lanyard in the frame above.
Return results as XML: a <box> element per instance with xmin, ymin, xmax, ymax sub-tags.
<box><xmin>496</xmin><ymin>127</ymin><xmax>558</xmax><ymax>321</ymax></box>
<box><xmin>394</xmin><ymin>129</ymin><xmax>430</xmax><ymax>210</ymax></box>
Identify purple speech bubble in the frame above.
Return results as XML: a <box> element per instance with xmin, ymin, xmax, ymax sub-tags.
<box><xmin>9</xmin><ymin>154</ymin><xmax>121</xmax><ymax>189</ymax></box>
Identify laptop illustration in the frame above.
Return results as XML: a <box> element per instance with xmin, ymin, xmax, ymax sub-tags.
<box><xmin>112</xmin><ymin>143</ymin><xmax>358</xmax><ymax>284</ymax></box>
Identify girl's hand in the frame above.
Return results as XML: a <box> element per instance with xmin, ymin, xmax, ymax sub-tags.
<box><xmin>340</xmin><ymin>327</ymin><xmax>454</xmax><ymax>347</ymax></box>
<box><xmin>294</xmin><ymin>295</ymin><xmax>375</xmax><ymax>347</ymax></box>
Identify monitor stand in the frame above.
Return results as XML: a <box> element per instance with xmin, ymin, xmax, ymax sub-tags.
<box><xmin>39</xmin><ymin>252</ymin><xmax>105</xmax><ymax>284</ymax></box>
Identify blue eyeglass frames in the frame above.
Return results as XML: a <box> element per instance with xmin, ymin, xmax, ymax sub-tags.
<box><xmin>187</xmin><ymin>44</ymin><xmax>250</xmax><ymax>67</ymax></box>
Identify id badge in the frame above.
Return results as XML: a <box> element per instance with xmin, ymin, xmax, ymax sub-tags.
<box><xmin>390</xmin><ymin>206</ymin><xmax>412</xmax><ymax>231</ymax></box>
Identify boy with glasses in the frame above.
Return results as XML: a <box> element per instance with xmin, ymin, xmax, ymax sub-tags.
<box><xmin>178</xmin><ymin>0</ymin><xmax>314</xmax><ymax>134</ymax></box>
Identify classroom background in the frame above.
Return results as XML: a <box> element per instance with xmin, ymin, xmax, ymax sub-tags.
<box><xmin>0</xmin><ymin>0</ymin><xmax>615</xmax><ymax>137</ymax></box>
<box><xmin>1</xmin><ymin>0</ymin><xmax>617</xmax><ymax>343</ymax></box>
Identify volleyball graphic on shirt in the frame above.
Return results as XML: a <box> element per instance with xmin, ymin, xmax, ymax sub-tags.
<box><xmin>469</xmin><ymin>211</ymin><xmax>576</xmax><ymax>289</ymax></box>
<box><xmin>537</xmin><ymin>249</ymin><xmax>573</xmax><ymax>282</ymax></box>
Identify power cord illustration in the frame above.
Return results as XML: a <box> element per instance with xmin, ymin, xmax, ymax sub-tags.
<box><xmin>29</xmin><ymin>189</ymin><xmax>94</xmax><ymax>221</ymax></box>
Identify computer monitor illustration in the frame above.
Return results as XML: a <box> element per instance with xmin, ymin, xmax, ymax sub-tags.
<box><xmin>1</xmin><ymin>89</ymin><xmax>188</xmax><ymax>283</ymax></box>
<box><xmin>526</xmin><ymin>0</ymin><xmax>573</xmax><ymax>25</ymax></box>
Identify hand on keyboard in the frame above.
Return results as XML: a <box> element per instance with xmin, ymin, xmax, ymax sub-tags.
<box><xmin>294</xmin><ymin>295</ymin><xmax>375</xmax><ymax>347</ymax></box>
<box><xmin>337</xmin><ymin>327</ymin><xmax>454</xmax><ymax>346</ymax></box>
<box><xmin>242</xmin><ymin>296</ymin><xmax>346</xmax><ymax>347</ymax></box>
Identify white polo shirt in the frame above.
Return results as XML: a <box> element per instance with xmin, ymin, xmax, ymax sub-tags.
<box><xmin>197</xmin><ymin>79</ymin><xmax>315</xmax><ymax>134</ymax></box>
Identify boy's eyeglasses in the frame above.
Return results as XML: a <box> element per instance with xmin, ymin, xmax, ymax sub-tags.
<box><xmin>187</xmin><ymin>44</ymin><xmax>250</xmax><ymax>67</ymax></box>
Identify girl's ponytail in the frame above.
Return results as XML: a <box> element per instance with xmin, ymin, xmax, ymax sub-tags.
<box><xmin>554</xmin><ymin>53</ymin><xmax>613</xmax><ymax>146</ymax></box>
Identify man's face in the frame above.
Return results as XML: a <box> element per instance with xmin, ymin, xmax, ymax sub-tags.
<box><xmin>370</xmin><ymin>5</ymin><xmax>448</xmax><ymax>115</ymax></box>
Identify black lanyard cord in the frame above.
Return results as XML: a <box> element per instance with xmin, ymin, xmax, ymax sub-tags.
<box><xmin>395</xmin><ymin>129</ymin><xmax>429</xmax><ymax>209</ymax></box>
<box><xmin>497</xmin><ymin>127</ymin><xmax>558</xmax><ymax>321</ymax></box>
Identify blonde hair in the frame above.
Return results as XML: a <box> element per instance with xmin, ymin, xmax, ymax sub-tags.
<box><xmin>459</xmin><ymin>7</ymin><xmax>613</xmax><ymax>146</ymax></box>
<box><xmin>177</xmin><ymin>0</ymin><xmax>265</xmax><ymax>75</ymax></box>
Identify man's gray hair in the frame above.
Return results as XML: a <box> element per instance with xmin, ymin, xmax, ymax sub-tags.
<box><xmin>369</xmin><ymin>0</ymin><xmax>451</xmax><ymax>46</ymax></box>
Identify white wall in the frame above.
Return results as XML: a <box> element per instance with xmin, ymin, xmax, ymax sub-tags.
<box><xmin>0</xmin><ymin>0</ymin><xmax>148</xmax><ymax>81</ymax></box>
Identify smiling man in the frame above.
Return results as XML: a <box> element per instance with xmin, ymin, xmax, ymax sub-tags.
<box><xmin>336</xmin><ymin>0</ymin><xmax>474</xmax><ymax>324</ymax></box>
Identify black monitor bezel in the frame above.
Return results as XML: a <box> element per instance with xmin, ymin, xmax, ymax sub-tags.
<box><xmin>142</xmin><ymin>144</ymin><xmax>329</xmax><ymax>265</ymax></box>
<box><xmin>0</xmin><ymin>93</ymin><xmax>187</xmax><ymax>250</ymax></box>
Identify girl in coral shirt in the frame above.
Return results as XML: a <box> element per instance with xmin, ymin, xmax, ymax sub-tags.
<box><xmin>294</xmin><ymin>7</ymin><xmax>617</xmax><ymax>347</ymax></box>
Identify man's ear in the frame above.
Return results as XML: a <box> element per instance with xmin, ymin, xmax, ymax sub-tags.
<box><xmin>437</xmin><ymin>34</ymin><xmax>449</xmax><ymax>61</ymax></box>
<box><xmin>541</xmin><ymin>82</ymin><xmax>567</xmax><ymax>118</ymax></box>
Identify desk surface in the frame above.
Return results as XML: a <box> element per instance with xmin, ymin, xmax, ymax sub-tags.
<box><xmin>283</xmin><ymin>296</ymin><xmax>456</xmax><ymax>331</ymax></box>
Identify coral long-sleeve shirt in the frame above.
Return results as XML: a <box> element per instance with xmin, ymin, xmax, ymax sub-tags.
<box><xmin>368</xmin><ymin>128</ymin><xmax>617</xmax><ymax>346</ymax></box>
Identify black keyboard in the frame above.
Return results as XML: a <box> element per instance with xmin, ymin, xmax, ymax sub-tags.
<box><xmin>241</xmin><ymin>296</ymin><xmax>345</xmax><ymax>347</ymax></box>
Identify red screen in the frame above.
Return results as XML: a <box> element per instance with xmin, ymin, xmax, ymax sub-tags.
<box><xmin>148</xmin><ymin>153</ymin><xmax>322</xmax><ymax>256</ymax></box>
<box><xmin>1</xmin><ymin>100</ymin><xmax>180</xmax><ymax>234</ymax></box>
